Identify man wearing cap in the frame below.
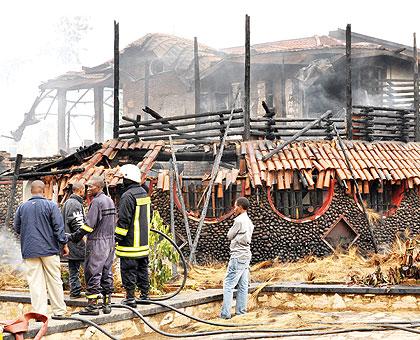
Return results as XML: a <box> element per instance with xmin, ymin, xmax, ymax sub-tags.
<box><xmin>115</xmin><ymin>164</ymin><xmax>151</xmax><ymax>307</ymax></box>
<box><xmin>69</xmin><ymin>176</ymin><xmax>116</xmax><ymax>315</ymax></box>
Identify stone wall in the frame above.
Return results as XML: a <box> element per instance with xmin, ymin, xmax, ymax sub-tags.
<box><xmin>0</xmin><ymin>180</ymin><xmax>23</xmax><ymax>230</ymax></box>
<box><xmin>152</xmin><ymin>185</ymin><xmax>420</xmax><ymax>264</ymax></box>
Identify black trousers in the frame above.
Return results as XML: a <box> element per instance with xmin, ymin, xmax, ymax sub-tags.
<box><xmin>120</xmin><ymin>257</ymin><xmax>149</xmax><ymax>295</ymax></box>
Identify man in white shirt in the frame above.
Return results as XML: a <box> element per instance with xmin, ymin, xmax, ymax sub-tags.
<box><xmin>220</xmin><ymin>197</ymin><xmax>254</xmax><ymax>319</ymax></box>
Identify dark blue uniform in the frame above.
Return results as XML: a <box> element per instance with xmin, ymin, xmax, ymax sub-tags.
<box><xmin>72</xmin><ymin>192</ymin><xmax>116</xmax><ymax>298</ymax></box>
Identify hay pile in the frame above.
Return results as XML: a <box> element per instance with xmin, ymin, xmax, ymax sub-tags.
<box><xmin>0</xmin><ymin>265</ymin><xmax>26</xmax><ymax>290</ymax></box>
<box><xmin>185</xmin><ymin>234</ymin><xmax>420</xmax><ymax>289</ymax></box>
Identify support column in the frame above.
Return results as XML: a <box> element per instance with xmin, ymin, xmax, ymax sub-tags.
<box><xmin>194</xmin><ymin>37</ymin><xmax>201</xmax><ymax>127</ymax></box>
<box><xmin>113</xmin><ymin>20</ymin><xmax>120</xmax><ymax>139</ymax></box>
<box><xmin>413</xmin><ymin>32</ymin><xmax>419</xmax><ymax>141</ymax></box>
<box><xmin>280</xmin><ymin>56</ymin><xmax>286</xmax><ymax>117</ymax></box>
<box><xmin>57</xmin><ymin>89</ymin><xmax>67</xmax><ymax>151</ymax></box>
<box><xmin>243</xmin><ymin>14</ymin><xmax>251</xmax><ymax>141</ymax></box>
<box><xmin>346</xmin><ymin>24</ymin><xmax>353</xmax><ymax>140</ymax></box>
<box><xmin>94</xmin><ymin>87</ymin><xmax>104</xmax><ymax>142</ymax></box>
<box><xmin>144</xmin><ymin>60</ymin><xmax>150</xmax><ymax>121</ymax></box>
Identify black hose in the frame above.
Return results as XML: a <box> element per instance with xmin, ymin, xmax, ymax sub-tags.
<box><xmin>136</xmin><ymin>300</ymin><xmax>262</xmax><ymax>327</ymax></box>
<box><xmin>228</xmin><ymin>324</ymin><xmax>420</xmax><ymax>339</ymax></box>
<box><xmin>51</xmin><ymin>315</ymin><xmax>119</xmax><ymax>340</ymax></box>
<box><xmin>148</xmin><ymin>228</ymin><xmax>188</xmax><ymax>301</ymax></box>
<box><xmin>113</xmin><ymin>303</ymin><xmax>331</xmax><ymax>337</ymax></box>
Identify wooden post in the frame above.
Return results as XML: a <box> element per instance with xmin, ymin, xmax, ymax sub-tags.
<box><xmin>144</xmin><ymin>60</ymin><xmax>150</xmax><ymax>121</ymax></box>
<box><xmin>94</xmin><ymin>87</ymin><xmax>104</xmax><ymax>142</ymax></box>
<box><xmin>66</xmin><ymin>107</ymin><xmax>71</xmax><ymax>151</ymax></box>
<box><xmin>5</xmin><ymin>154</ymin><xmax>23</xmax><ymax>231</ymax></box>
<box><xmin>169</xmin><ymin>159</ymin><xmax>178</xmax><ymax>276</ymax></box>
<box><xmin>332</xmin><ymin>125</ymin><xmax>378</xmax><ymax>253</ymax></box>
<box><xmin>169</xmin><ymin>136</ymin><xmax>193</xmax><ymax>253</ymax></box>
<box><xmin>280</xmin><ymin>56</ymin><xmax>286</xmax><ymax>117</ymax></box>
<box><xmin>194</xmin><ymin>37</ymin><xmax>201</xmax><ymax>126</ymax></box>
<box><xmin>414</xmin><ymin>32</ymin><xmax>419</xmax><ymax>141</ymax></box>
<box><xmin>57</xmin><ymin>89</ymin><xmax>67</xmax><ymax>151</ymax></box>
<box><xmin>189</xmin><ymin>91</ymin><xmax>240</xmax><ymax>263</ymax></box>
<box><xmin>113</xmin><ymin>20</ymin><xmax>120</xmax><ymax>139</ymax></box>
<box><xmin>243</xmin><ymin>14</ymin><xmax>251</xmax><ymax>140</ymax></box>
<box><xmin>346</xmin><ymin>24</ymin><xmax>353</xmax><ymax>140</ymax></box>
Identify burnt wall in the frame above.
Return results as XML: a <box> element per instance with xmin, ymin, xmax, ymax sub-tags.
<box><xmin>377</xmin><ymin>189</ymin><xmax>420</xmax><ymax>244</ymax></box>
<box><xmin>0</xmin><ymin>180</ymin><xmax>23</xmax><ymax>230</ymax></box>
<box><xmin>152</xmin><ymin>185</ymin><xmax>383</xmax><ymax>264</ymax></box>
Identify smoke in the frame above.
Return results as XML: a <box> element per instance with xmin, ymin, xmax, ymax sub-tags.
<box><xmin>0</xmin><ymin>228</ymin><xmax>23</xmax><ymax>270</ymax></box>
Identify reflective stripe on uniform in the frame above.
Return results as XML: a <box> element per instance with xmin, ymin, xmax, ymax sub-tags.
<box><xmin>116</xmin><ymin>244</ymin><xmax>149</xmax><ymax>252</ymax></box>
<box><xmin>136</xmin><ymin>197</ymin><xmax>151</xmax><ymax>205</ymax></box>
<box><xmin>86</xmin><ymin>294</ymin><xmax>99</xmax><ymax>299</ymax></box>
<box><xmin>133</xmin><ymin>205</ymin><xmax>140</xmax><ymax>247</ymax></box>
<box><xmin>115</xmin><ymin>226</ymin><xmax>128</xmax><ymax>236</ymax></box>
<box><xmin>81</xmin><ymin>224</ymin><xmax>93</xmax><ymax>233</ymax></box>
<box><xmin>116</xmin><ymin>249</ymin><xmax>149</xmax><ymax>258</ymax></box>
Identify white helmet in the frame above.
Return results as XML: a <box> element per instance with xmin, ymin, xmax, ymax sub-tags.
<box><xmin>120</xmin><ymin>164</ymin><xmax>141</xmax><ymax>183</ymax></box>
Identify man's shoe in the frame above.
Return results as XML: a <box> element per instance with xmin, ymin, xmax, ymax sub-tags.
<box><xmin>79</xmin><ymin>299</ymin><xmax>100</xmax><ymax>316</ymax></box>
<box><xmin>102</xmin><ymin>294</ymin><xmax>112</xmax><ymax>314</ymax></box>
<box><xmin>121</xmin><ymin>298</ymin><xmax>137</xmax><ymax>308</ymax></box>
<box><xmin>136</xmin><ymin>294</ymin><xmax>150</xmax><ymax>305</ymax></box>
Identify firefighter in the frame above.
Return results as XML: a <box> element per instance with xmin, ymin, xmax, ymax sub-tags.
<box><xmin>61</xmin><ymin>181</ymin><xmax>86</xmax><ymax>299</ymax></box>
<box><xmin>69</xmin><ymin>176</ymin><xmax>116</xmax><ymax>315</ymax></box>
<box><xmin>115</xmin><ymin>164</ymin><xmax>151</xmax><ymax>307</ymax></box>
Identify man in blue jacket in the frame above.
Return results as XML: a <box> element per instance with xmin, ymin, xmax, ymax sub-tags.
<box><xmin>14</xmin><ymin>180</ymin><xmax>69</xmax><ymax>316</ymax></box>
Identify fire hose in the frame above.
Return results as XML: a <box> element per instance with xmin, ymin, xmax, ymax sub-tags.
<box><xmin>48</xmin><ymin>228</ymin><xmax>420</xmax><ymax>338</ymax></box>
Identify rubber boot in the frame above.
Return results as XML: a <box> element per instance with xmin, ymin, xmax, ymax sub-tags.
<box><xmin>102</xmin><ymin>294</ymin><xmax>112</xmax><ymax>314</ymax></box>
<box><xmin>122</xmin><ymin>290</ymin><xmax>137</xmax><ymax>308</ymax></box>
<box><xmin>79</xmin><ymin>298</ymin><xmax>100</xmax><ymax>316</ymax></box>
<box><xmin>136</xmin><ymin>292</ymin><xmax>150</xmax><ymax>305</ymax></box>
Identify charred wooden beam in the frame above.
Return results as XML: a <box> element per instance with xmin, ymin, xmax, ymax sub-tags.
<box><xmin>113</xmin><ymin>20</ymin><xmax>120</xmax><ymax>139</ymax></box>
<box><xmin>17</xmin><ymin>167</ymin><xmax>84</xmax><ymax>179</ymax></box>
<box><xmin>119</xmin><ymin>130</ymin><xmax>242</xmax><ymax>141</ymax></box>
<box><xmin>262</xmin><ymin>110</ymin><xmax>333</xmax><ymax>161</ymax></box>
<box><xmin>119</xmin><ymin>114</ymin><xmax>243</xmax><ymax>134</ymax></box>
<box><xmin>243</xmin><ymin>14</ymin><xmax>251</xmax><ymax>141</ymax></box>
<box><xmin>94</xmin><ymin>87</ymin><xmax>104</xmax><ymax>142</ymax></box>
<box><xmin>4</xmin><ymin>154</ymin><xmax>22</xmax><ymax>230</ymax></box>
<box><xmin>194</xmin><ymin>37</ymin><xmax>201</xmax><ymax>127</ymax></box>
<box><xmin>119</xmin><ymin>108</ymin><xmax>243</xmax><ymax>128</ymax></box>
<box><xmin>57</xmin><ymin>90</ymin><xmax>67</xmax><ymax>152</ymax></box>
<box><xmin>144</xmin><ymin>60</ymin><xmax>150</xmax><ymax>119</ymax></box>
<box><xmin>414</xmin><ymin>32</ymin><xmax>419</xmax><ymax>141</ymax></box>
<box><xmin>346</xmin><ymin>24</ymin><xmax>353</xmax><ymax>139</ymax></box>
<box><xmin>353</xmin><ymin>105</ymin><xmax>415</xmax><ymax>113</ymax></box>
<box><xmin>332</xmin><ymin>124</ymin><xmax>378</xmax><ymax>253</ymax></box>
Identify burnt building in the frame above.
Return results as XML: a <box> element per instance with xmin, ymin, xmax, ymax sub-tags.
<box><xmin>9</xmin><ymin>29</ymin><xmax>419</xmax><ymax>153</ymax></box>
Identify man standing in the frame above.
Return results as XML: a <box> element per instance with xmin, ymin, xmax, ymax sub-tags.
<box><xmin>14</xmin><ymin>180</ymin><xmax>69</xmax><ymax>317</ymax></box>
<box><xmin>220</xmin><ymin>197</ymin><xmax>254</xmax><ymax>319</ymax></box>
<box><xmin>115</xmin><ymin>164</ymin><xmax>151</xmax><ymax>307</ymax></box>
<box><xmin>62</xmin><ymin>182</ymin><xmax>86</xmax><ymax>299</ymax></box>
<box><xmin>69</xmin><ymin>176</ymin><xmax>116</xmax><ymax>315</ymax></box>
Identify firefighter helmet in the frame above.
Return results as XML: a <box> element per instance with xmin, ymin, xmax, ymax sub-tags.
<box><xmin>120</xmin><ymin>164</ymin><xmax>141</xmax><ymax>183</ymax></box>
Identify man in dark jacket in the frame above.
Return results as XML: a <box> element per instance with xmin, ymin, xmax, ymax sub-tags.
<box><xmin>69</xmin><ymin>176</ymin><xmax>116</xmax><ymax>315</ymax></box>
<box><xmin>62</xmin><ymin>182</ymin><xmax>86</xmax><ymax>298</ymax></box>
<box><xmin>115</xmin><ymin>164</ymin><xmax>151</xmax><ymax>307</ymax></box>
<box><xmin>14</xmin><ymin>180</ymin><xmax>69</xmax><ymax>316</ymax></box>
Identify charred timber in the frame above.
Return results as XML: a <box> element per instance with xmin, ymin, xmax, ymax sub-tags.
<box><xmin>119</xmin><ymin>130</ymin><xmax>242</xmax><ymax>141</ymax></box>
<box><xmin>119</xmin><ymin>122</ymin><xmax>243</xmax><ymax>139</ymax></box>
<box><xmin>17</xmin><ymin>167</ymin><xmax>85</xmax><ymax>178</ymax></box>
<box><xmin>118</xmin><ymin>108</ymin><xmax>243</xmax><ymax>128</ymax></box>
<box><xmin>353</xmin><ymin>105</ymin><xmax>415</xmax><ymax>113</ymax></box>
<box><xmin>119</xmin><ymin>114</ymin><xmax>244</xmax><ymax>134</ymax></box>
